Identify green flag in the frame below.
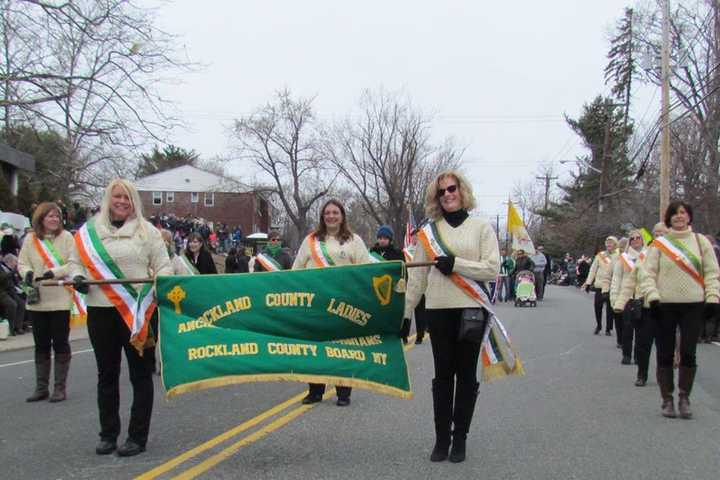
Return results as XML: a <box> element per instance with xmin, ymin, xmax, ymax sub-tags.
<box><xmin>157</xmin><ymin>262</ymin><xmax>412</xmax><ymax>399</ymax></box>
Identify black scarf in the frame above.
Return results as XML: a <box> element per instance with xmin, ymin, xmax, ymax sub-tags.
<box><xmin>442</xmin><ymin>209</ymin><xmax>468</xmax><ymax>228</ymax></box>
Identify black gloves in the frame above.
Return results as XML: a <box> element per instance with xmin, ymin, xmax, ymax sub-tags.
<box><xmin>400</xmin><ymin>318</ymin><xmax>411</xmax><ymax>344</ymax></box>
<box><xmin>649</xmin><ymin>300</ymin><xmax>661</xmax><ymax>319</ymax></box>
<box><xmin>73</xmin><ymin>276</ymin><xmax>89</xmax><ymax>295</ymax></box>
<box><xmin>24</xmin><ymin>271</ymin><xmax>34</xmax><ymax>286</ymax></box>
<box><xmin>434</xmin><ymin>256</ymin><xmax>455</xmax><ymax>276</ymax></box>
<box><xmin>39</xmin><ymin>270</ymin><xmax>55</xmax><ymax>281</ymax></box>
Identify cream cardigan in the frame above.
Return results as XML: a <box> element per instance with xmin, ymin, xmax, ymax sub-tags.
<box><xmin>584</xmin><ymin>250</ymin><xmax>617</xmax><ymax>293</ymax></box>
<box><xmin>292</xmin><ymin>233</ymin><xmax>370</xmax><ymax>269</ymax></box>
<box><xmin>404</xmin><ymin>216</ymin><xmax>500</xmax><ymax>318</ymax></box>
<box><xmin>18</xmin><ymin>231</ymin><xmax>79</xmax><ymax>312</ymax></box>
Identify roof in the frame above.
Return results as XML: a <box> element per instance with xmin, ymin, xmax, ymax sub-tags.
<box><xmin>135</xmin><ymin>165</ymin><xmax>251</xmax><ymax>193</ymax></box>
<box><xmin>0</xmin><ymin>143</ymin><xmax>35</xmax><ymax>172</ymax></box>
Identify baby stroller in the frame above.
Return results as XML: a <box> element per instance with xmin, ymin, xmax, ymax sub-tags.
<box><xmin>514</xmin><ymin>270</ymin><xmax>537</xmax><ymax>307</ymax></box>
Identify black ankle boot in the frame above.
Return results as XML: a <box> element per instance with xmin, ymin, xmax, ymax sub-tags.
<box><xmin>449</xmin><ymin>434</ymin><xmax>466</xmax><ymax>463</ymax></box>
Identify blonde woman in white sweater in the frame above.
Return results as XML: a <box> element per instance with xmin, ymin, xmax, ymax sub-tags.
<box><xmin>611</xmin><ymin>232</ymin><xmax>644</xmax><ymax>365</ymax></box>
<box><xmin>71</xmin><ymin>179</ymin><xmax>172</xmax><ymax>457</ymax></box>
<box><xmin>582</xmin><ymin>236</ymin><xmax>619</xmax><ymax>335</ymax></box>
<box><xmin>293</xmin><ymin>198</ymin><xmax>370</xmax><ymax>407</ymax></box>
<box><xmin>18</xmin><ymin>202</ymin><xmax>80</xmax><ymax>403</ymax></box>
<box><xmin>404</xmin><ymin>171</ymin><xmax>500</xmax><ymax>463</ymax></box>
<box><xmin>615</xmin><ymin>223</ymin><xmax>668</xmax><ymax>386</ymax></box>
<box><xmin>640</xmin><ymin>202</ymin><xmax>720</xmax><ymax>419</ymax></box>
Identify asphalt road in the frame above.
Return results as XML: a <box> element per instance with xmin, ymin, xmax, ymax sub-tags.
<box><xmin>1</xmin><ymin>286</ymin><xmax>719</xmax><ymax>480</ymax></box>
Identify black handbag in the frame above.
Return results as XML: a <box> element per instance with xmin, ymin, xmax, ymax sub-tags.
<box><xmin>458</xmin><ymin>308</ymin><xmax>489</xmax><ymax>343</ymax></box>
<box><xmin>626</xmin><ymin>299</ymin><xmax>642</xmax><ymax>322</ymax></box>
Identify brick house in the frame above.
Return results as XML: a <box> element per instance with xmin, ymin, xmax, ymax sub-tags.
<box><xmin>135</xmin><ymin>165</ymin><xmax>269</xmax><ymax>233</ymax></box>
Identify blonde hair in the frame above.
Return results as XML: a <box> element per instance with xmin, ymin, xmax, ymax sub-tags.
<box><xmin>98</xmin><ymin>178</ymin><xmax>148</xmax><ymax>238</ymax></box>
<box><xmin>652</xmin><ymin>222</ymin><xmax>668</xmax><ymax>237</ymax></box>
<box><xmin>424</xmin><ymin>170</ymin><xmax>476</xmax><ymax>220</ymax></box>
<box><xmin>160</xmin><ymin>229</ymin><xmax>172</xmax><ymax>244</ymax></box>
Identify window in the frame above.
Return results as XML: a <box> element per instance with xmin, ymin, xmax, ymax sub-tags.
<box><xmin>152</xmin><ymin>192</ymin><xmax>162</xmax><ymax>205</ymax></box>
<box><xmin>204</xmin><ymin>192</ymin><xmax>215</xmax><ymax>207</ymax></box>
<box><xmin>191</xmin><ymin>192</ymin><xmax>199</xmax><ymax>203</ymax></box>
<box><xmin>166</xmin><ymin>192</ymin><xmax>174</xmax><ymax>203</ymax></box>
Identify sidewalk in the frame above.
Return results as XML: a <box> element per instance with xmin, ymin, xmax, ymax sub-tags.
<box><xmin>0</xmin><ymin>325</ymin><xmax>88</xmax><ymax>353</ymax></box>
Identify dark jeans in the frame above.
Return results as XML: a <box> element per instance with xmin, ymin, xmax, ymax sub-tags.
<box><xmin>634</xmin><ymin>308</ymin><xmax>655</xmax><ymax>380</ymax></box>
<box><xmin>30</xmin><ymin>310</ymin><xmax>70</xmax><ymax>356</ymax></box>
<box><xmin>87</xmin><ymin>307</ymin><xmax>154</xmax><ymax>445</ymax></box>
<box><xmin>427</xmin><ymin>308</ymin><xmax>481</xmax><ymax>389</ymax></box>
<box><xmin>593</xmin><ymin>290</ymin><xmax>612</xmax><ymax>331</ymax></box>
<box><xmin>414</xmin><ymin>295</ymin><xmax>428</xmax><ymax>341</ymax></box>
<box><xmin>655</xmin><ymin>303</ymin><xmax>703</xmax><ymax>369</ymax></box>
<box><xmin>0</xmin><ymin>291</ymin><xmax>25</xmax><ymax>332</ymax></box>
<box><xmin>497</xmin><ymin>276</ymin><xmax>511</xmax><ymax>302</ymax></box>
<box><xmin>534</xmin><ymin>272</ymin><xmax>545</xmax><ymax>300</ymax></box>
<box><xmin>307</xmin><ymin>383</ymin><xmax>351</xmax><ymax>399</ymax></box>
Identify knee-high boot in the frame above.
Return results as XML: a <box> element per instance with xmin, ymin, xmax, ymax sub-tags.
<box><xmin>450</xmin><ymin>381</ymin><xmax>479</xmax><ymax>463</ymax></box>
<box><xmin>657</xmin><ymin>367</ymin><xmax>676</xmax><ymax>418</ymax></box>
<box><xmin>430</xmin><ymin>378</ymin><xmax>453</xmax><ymax>462</ymax></box>
<box><xmin>678</xmin><ymin>366</ymin><xmax>696</xmax><ymax>419</ymax></box>
<box><xmin>49</xmin><ymin>353</ymin><xmax>71</xmax><ymax>402</ymax></box>
<box><xmin>26</xmin><ymin>353</ymin><xmax>51</xmax><ymax>402</ymax></box>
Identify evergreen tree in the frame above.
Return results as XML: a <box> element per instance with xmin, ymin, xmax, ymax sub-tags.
<box><xmin>136</xmin><ymin>145</ymin><xmax>199</xmax><ymax>178</ymax></box>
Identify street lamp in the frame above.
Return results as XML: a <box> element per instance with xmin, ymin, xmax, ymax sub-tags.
<box><xmin>559</xmin><ymin>159</ymin><xmax>602</xmax><ymax>174</ymax></box>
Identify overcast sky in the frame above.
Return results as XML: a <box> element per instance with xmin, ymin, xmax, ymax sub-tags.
<box><xmin>150</xmin><ymin>0</ymin><xmax>656</xmax><ymax>220</ymax></box>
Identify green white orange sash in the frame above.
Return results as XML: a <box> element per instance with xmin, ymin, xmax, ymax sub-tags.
<box><xmin>652</xmin><ymin>236</ymin><xmax>705</xmax><ymax>288</ymax></box>
<box><xmin>256</xmin><ymin>252</ymin><xmax>282</xmax><ymax>271</ymax></box>
<box><xmin>402</xmin><ymin>247</ymin><xmax>414</xmax><ymax>262</ymax></box>
<box><xmin>32</xmin><ymin>235</ymin><xmax>86</xmax><ymax>316</ymax></box>
<box><xmin>598</xmin><ymin>251</ymin><xmax>611</xmax><ymax>265</ymax></box>
<box><xmin>308</xmin><ymin>234</ymin><xmax>335</xmax><ymax>267</ymax></box>
<box><xmin>178</xmin><ymin>254</ymin><xmax>199</xmax><ymax>275</ymax></box>
<box><xmin>75</xmin><ymin>220</ymin><xmax>155</xmax><ymax>352</ymax></box>
<box><xmin>368</xmin><ymin>251</ymin><xmax>384</xmax><ymax>263</ymax></box>
<box><xmin>620</xmin><ymin>252</ymin><xmax>638</xmax><ymax>273</ymax></box>
<box><xmin>417</xmin><ymin>222</ymin><xmax>524</xmax><ymax>382</ymax></box>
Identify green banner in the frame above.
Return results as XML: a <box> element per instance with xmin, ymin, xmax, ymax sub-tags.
<box><xmin>157</xmin><ymin>262</ymin><xmax>412</xmax><ymax>399</ymax></box>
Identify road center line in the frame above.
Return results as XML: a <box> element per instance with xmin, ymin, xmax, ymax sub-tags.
<box><xmin>168</xmin><ymin>336</ymin><xmax>420</xmax><ymax>480</ymax></box>
<box><xmin>0</xmin><ymin>348</ymin><xmax>94</xmax><ymax>368</ymax></box>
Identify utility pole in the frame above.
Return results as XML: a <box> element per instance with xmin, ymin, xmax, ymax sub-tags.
<box><xmin>536</xmin><ymin>174</ymin><xmax>558</xmax><ymax>211</ymax></box>
<box><xmin>659</xmin><ymin>0</ymin><xmax>672</xmax><ymax>219</ymax></box>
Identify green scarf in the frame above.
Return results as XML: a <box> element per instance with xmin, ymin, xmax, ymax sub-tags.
<box><xmin>266</xmin><ymin>243</ymin><xmax>282</xmax><ymax>257</ymax></box>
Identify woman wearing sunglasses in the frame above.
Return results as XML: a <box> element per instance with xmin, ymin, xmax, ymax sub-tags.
<box><xmin>611</xmin><ymin>231</ymin><xmax>645</xmax><ymax>365</ymax></box>
<box><xmin>254</xmin><ymin>232</ymin><xmax>293</xmax><ymax>272</ymax></box>
<box><xmin>640</xmin><ymin>202</ymin><xmax>720</xmax><ymax>418</ymax></box>
<box><xmin>404</xmin><ymin>170</ymin><xmax>499</xmax><ymax>463</ymax></box>
<box><xmin>615</xmin><ymin>223</ymin><xmax>667</xmax><ymax>387</ymax></box>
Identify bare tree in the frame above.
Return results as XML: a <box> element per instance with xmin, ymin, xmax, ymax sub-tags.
<box><xmin>231</xmin><ymin>90</ymin><xmax>336</xmax><ymax>244</ymax></box>
<box><xmin>327</xmin><ymin>88</ymin><xmax>463</xmax><ymax>240</ymax></box>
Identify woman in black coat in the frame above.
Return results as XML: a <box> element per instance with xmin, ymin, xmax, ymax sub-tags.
<box><xmin>184</xmin><ymin>232</ymin><xmax>217</xmax><ymax>275</ymax></box>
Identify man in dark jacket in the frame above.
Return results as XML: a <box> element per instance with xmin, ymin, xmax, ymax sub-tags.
<box><xmin>0</xmin><ymin>255</ymin><xmax>26</xmax><ymax>335</ymax></box>
<box><xmin>254</xmin><ymin>232</ymin><xmax>293</xmax><ymax>271</ymax></box>
<box><xmin>370</xmin><ymin>225</ymin><xmax>404</xmax><ymax>261</ymax></box>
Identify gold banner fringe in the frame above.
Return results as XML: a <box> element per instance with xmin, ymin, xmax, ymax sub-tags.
<box><xmin>165</xmin><ymin>373</ymin><xmax>413</xmax><ymax>401</ymax></box>
<box><xmin>69</xmin><ymin>314</ymin><xmax>87</xmax><ymax>329</ymax></box>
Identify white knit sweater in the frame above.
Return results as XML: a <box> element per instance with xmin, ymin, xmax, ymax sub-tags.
<box><xmin>404</xmin><ymin>216</ymin><xmax>500</xmax><ymax>318</ymax></box>
<box><xmin>292</xmin><ymin>233</ymin><xmax>370</xmax><ymax>270</ymax></box>
<box><xmin>18</xmin><ymin>231</ymin><xmax>79</xmax><ymax>312</ymax></box>
<box><xmin>639</xmin><ymin>228</ymin><xmax>720</xmax><ymax>304</ymax></box>
<box><xmin>610</xmin><ymin>247</ymin><xmax>641</xmax><ymax>311</ymax></box>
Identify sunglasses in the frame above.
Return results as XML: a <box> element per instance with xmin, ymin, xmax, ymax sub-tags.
<box><xmin>270</xmin><ymin>238</ymin><xmax>280</xmax><ymax>242</ymax></box>
<box><xmin>437</xmin><ymin>184</ymin><xmax>458</xmax><ymax>198</ymax></box>
<box><xmin>629</xmin><ymin>236</ymin><xmax>642</xmax><ymax>240</ymax></box>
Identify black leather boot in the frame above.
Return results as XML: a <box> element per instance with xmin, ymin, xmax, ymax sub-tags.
<box><xmin>657</xmin><ymin>367</ymin><xmax>676</xmax><ymax>418</ymax></box>
<box><xmin>430</xmin><ymin>378</ymin><xmax>453</xmax><ymax>462</ymax></box>
<box><xmin>678</xmin><ymin>366</ymin><xmax>696</xmax><ymax>419</ymax></box>
<box><xmin>49</xmin><ymin>353</ymin><xmax>71</xmax><ymax>402</ymax></box>
<box><xmin>450</xmin><ymin>381</ymin><xmax>479</xmax><ymax>463</ymax></box>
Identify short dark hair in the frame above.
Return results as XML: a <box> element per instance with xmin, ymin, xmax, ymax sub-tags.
<box><xmin>664</xmin><ymin>201</ymin><xmax>693</xmax><ymax>228</ymax></box>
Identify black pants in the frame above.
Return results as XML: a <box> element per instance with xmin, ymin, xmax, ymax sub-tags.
<box><xmin>30</xmin><ymin>310</ymin><xmax>70</xmax><ymax>356</ymax></box>
<box><xmin>0</xmin><ymin>291</ymin><xmax>25</xmax><ymax>332</ymax></box>
<box><xmin>621</xmin><ymin>307</ymin><xmax>635</xmax><ymax>359</ymax></box>
<box><xmin>634</xmin><ymin>308</ymin><xmax>655</xmax><ymax>380</ymax></box>
<box><xmin>534</xmin><ymin>272</ymin><xmax>545</xmax><ymax>300</ymax></box>
<box><xmin>307</xmin><ymin>383</ymin><xmax>351</xmax><ymax>399</ymax></box>
<box><xmin>593</xmin><ymin>290</ymin><xmax>612</xmax><ymax>331</ymax></box>
<box><xmin>87</xmin><ymin>307</ymin><xmax>154</xmax><ymax>446</ymax></box>
<box><xmin>655</xmin><ymin>303</ymin><xmax>703</xmax><ymax>369</ymax></box>
<box><xmin>414</xmin><ymin>295</ymin><xmax>428</xmax><ymax>341</ymax></box>
<box><xmin>614</xmin><ymin>311</ymin><xmax>623</xmax><ymax>345</ymax></box>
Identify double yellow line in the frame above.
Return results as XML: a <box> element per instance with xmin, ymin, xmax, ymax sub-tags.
<box><xmin>136</xmin><ymin>335</ymin><xmax>419</xmax><ymax>479</ymax></box>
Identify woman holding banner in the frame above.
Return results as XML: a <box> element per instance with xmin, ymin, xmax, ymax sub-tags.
<box><xmin>18</xmin><ymin>202</ymin><xmax>78</xmax><ymax>403</ymax></box>
<box><xmin>72</xmin><ymin>179</ymin><xmax>171</xmax><ymax>457</ymax></box>
<box><xmin>640</xmin><ymin>201</ymin><xmax>720</xmax><ymax>419</ymax></box>
<box><xmin>293</xmin><ymin>199</ymin><xmax>370</xmax><ymax>406</ymax></box>
<box><xmin>254</xmin><ymin>231</ymin><xmax>293</xmax><ymax>272</ymax></box>
<box><xmin>405</xmin><ymin>170</ymin><xmax>500</xmax><ymax>463</ymax></box>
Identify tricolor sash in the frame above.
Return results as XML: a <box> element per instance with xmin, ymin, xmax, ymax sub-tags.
<box><xmin>402</xmin><ymin>247</ymin><xmax>414</xmax><ymax>262</ymax></box>
<box><xmin>308</xmin><ymin>234</ymin><xmax>335</xmax><ymax>267</ymax></box>
<box><xmin>619</xmin><ymin>252</ymin><xmax>637</xmax><ymax>273</ymax></box>
<box><xmin>417</xmin><ymin>222</ymin><xmax>524</xmax><ymax>382</ymax></box>
<box><xmin>256</xmin><ymin>252</ymin><xmax>282</xmax><ymax>271</ymax></box>
<box><xmin>75</xmin><ymin>220</ymin><xmax>156</xmax><ymax>352</ymax></box>
<box><xmin>368</xmin><ymin>251</ymin><xmax>384</xmax><ymax>263</ymax></box>
<box><xmin>32</xmin><ymin>235</ymin><xmax>87</xmax><ymax>317</ymax></box>
<box><xmin>598</xmin><ymin>251</ymin><xmax>611</xmax><ymax>266</ymax></box>
<box><xmin>652</xmin><ymin>236</ymin><xmax>705</xmax><ymax>288</ymax></box>
<box><xmin>178</xmin><ymin>254</ymin><xmax>199</xmax><ymax>275</ymax></box>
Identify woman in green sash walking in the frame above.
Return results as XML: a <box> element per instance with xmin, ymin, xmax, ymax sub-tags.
<box><xmin>72</xmin><ymin>179</ymin><xmax>171</xmax><ymax>457</ymax></box>
<box><xmin>293</xmin><ymin>199</ymin><xmax>370</xmax><ymax>406</ymax></box>
<box><xmin>404</xmin><ymin>170</ymin><xmax>500</xmax><ymax>463</ymax></box>
<box><xmin>640</xmin><ymin>201</ymin><xmax>720</xmax><ymax>419</ymax></box>
<box><xmin>18</xmin><ymin>202</ymin><xmax>79</xmax><ymax>403</ymax></box>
